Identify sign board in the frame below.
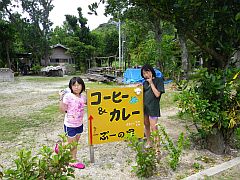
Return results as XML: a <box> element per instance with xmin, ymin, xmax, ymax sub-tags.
<box><xmin>87</xmin><ymin>86</ymin><xmax>144</xmax><ymax>145</ymax></box>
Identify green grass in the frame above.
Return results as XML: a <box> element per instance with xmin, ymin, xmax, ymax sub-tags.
<box><xmin>30</xmin><ymin>104</ymin><xmax>60</xmax><ymax>122</ymax></box>
<box><xmin>48</xmin><ymin>94</ymin><xmax>59</xmax><ymax>100</ymax></box>
<box><xmin>161</xmin><ymin>90</ymin><xmax>180</xmax><ymax>109</ymax></box>
<box><xmin>0</xmin><ymin>116</ymin><xmax>29</xmax><ymax>141</ymax></box>
<box><xmin>23</xmin><ymin>76</ymin><xmax>70</xmax><ymax>82</ymax></box>
<box><xmin>85</xmin><ymin>81</ymin><xmax>118</xmax><ymax>89</ymax></box>
<box><xmin>0</xmin><ymin>104</ymin><xmax>61</xmax><ymax>141</ymax></box>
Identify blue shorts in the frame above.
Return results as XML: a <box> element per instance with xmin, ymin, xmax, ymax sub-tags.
<box><xmin>64</xmin><ymin>124</ymin><xmax>83</xmax><ymax>137</ymax></box>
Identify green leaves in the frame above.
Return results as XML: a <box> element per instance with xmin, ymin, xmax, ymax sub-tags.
<box><xmin>3</xmin><ymin>135</ymin><xmax>75</xmax><ymax>179</ymax></box>
<box><xmin>125</xmin><ymin>134</ymin><xmax>157</xmax><ymax>178</ymax></box>
<box><xmin>125</xmin><ymin>124</ymin><xmax>187</xmax><ymax>177</ymax></box>
<box><xmin>4</xmin><ymin>149</ymin><xmax>38</xmax><ymax>179</ymax></box>
<box><xmin>176</xmin><ymin>68</ymin><xmax>240</xmax><ymax>148</ymax></box>
<box><xmin>235</xmin><ymin>12</ymin><xmax>240</xmax><ymax>21</ymax></box>
<box><xmin>158</xmin><ymin>124</ymin><xmax>186</xmax><ymax>171</ymax></box>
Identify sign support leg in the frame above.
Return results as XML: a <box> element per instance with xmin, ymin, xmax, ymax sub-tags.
<box><xmin>90</xmin><ymin>145</ymin><xmax>95</xmax><ymax>163</ymax></box>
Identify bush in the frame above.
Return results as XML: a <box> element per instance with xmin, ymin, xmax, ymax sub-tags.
<box><xmin>64</xmin><ymin>64</ymin><xmax>76</xmax><ymax>75</ymax></box>
<box><xmin>31</xmin><ymin>64</ymin><xmax>42</xmax><ymax>75</ymax></box>
<box><xmin>125</xmin><ymin>134</ymin><xmax>157</xmax><ymax>178</ymax></box>
<box><xmin>125</xmin><ymin>125</ymin><xmax>188</xmax><ymax>178</ymax></box>
<box><xmin>233</xmin><ymin>127</ymin><xmax>240</xmax><ymax>149</ymax></box>
<box><xmin>176</xmin><ymin>68</ymin><xmax>240</xmax><ymax>152</ymax></box>
<box><xmin>3</xmin><ymin>135</ymin><xmax>75</xmax><ymax>179</ymax></box>
<box><xmin>157</xmin><ymin>124</ymin><xmax>188</xmax><ymax>170</ymax></box>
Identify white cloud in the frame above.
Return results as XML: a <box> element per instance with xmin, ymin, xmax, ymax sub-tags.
<box><xmin>50</xmin><ymin>0</ymin><xmax>111</xmax><ymax>30</ymax></box>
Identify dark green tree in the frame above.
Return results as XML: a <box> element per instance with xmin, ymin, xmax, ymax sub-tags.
<box><xmin>0</xmin><ymin>0</ymin><xmax>54</xmax><ymax>67</ymax></box>
<box><xmin>90</xmin><ymin>0</ymin><xmax>240</xmax><ymax>69</ymax></box>
<box><xmin>21</xmin><ymin>0</ymin><xmax>54</xmax><ymax>66</ymax></box>
<box><xmin>64</xmin><ymin>7</ymin><xmax>96</xmax><ymax>71</ymax></box>
<box><xmin>0</xmin><ymin>20</ymin><xmax>15</xmax><ymax>68</ymax></box>
<box><xmin>93</xmin><ymin>23</ymin><xmax>119</xmax><ymax>57</ymax></box>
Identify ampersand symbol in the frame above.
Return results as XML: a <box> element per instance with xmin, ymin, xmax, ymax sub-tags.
<box><xmin>98</xmin><ymin>107</ymin><xmax>107</xmax><ymax>115</ymax></box>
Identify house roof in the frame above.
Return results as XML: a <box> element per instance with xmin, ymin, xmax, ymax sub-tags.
<box><xmin>51</xmin><ymin>44</ymin><xmax>69</xmax><ymax>50</ymax></box>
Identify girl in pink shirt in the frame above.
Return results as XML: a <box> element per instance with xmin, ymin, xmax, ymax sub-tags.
<box><xmin>58</xmin><ymin>77</ymin><xmax>86</xmax><ymax>169</ymax></box>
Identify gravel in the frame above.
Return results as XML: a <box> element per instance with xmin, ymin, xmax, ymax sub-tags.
<box><xmin>0</xmin><ymin>76</ymin><xmax>239</xmax><ymax>179</ymax></box>
<box><xmin>0</xmin><ymin>76</ymin><xmax>139</xmax><ymax>179</ymax></box>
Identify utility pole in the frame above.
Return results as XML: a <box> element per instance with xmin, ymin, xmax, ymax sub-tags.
<box><xmin>118</xmin><ymin>19</ymin><xmax>121</xmax><ymax>70</ymax></box>
<box><xmin>122</xmin><ymin>40</ymin><xmax>125</xmax><ymax>70</ymax></box>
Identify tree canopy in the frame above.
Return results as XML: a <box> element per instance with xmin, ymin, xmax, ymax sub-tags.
<box><xmin>90</xmin><ymin>0</ymin><xmax>240</xmax><ymax>69</ymax></box>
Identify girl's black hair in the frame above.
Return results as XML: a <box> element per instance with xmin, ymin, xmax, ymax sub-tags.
<box><xmin>69</xmin><ymin>77</ymin><xmax>85</xmax><ymax>94</ymax></box>
<box><xmin>141</xmin><ymin>64</ymin><xmax>156</xmax><ymax>78</ymax></box>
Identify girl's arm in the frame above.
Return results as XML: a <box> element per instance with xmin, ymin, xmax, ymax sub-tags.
<box><xmin>83</xmin><ymin>94</ymin><xmax>87</xmax><ymax>106</ymax></box>
<box><xmin>59</xmin><ymin>91</ymin><xmax>68</xmax><ymax>113</ymax></box>
<box><xmin>146</xmin><ymin>77</ymin><xmax>161</xmax><ymax>98</ymax></box>
<box><xmin>59</xmin><ymin>100</ymin><xmax>67</xmax><ymax>113</ymax></box>
<box><xmin>149</xmin><ymin>82</ymin><xmax>161</xmax><ymax>98</ymax></box>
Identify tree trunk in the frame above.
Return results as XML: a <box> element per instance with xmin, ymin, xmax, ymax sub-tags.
<box><xmin>6</xmin><ymin>42</ymin><xmax>11</xmax><ymax>69</ymax></box>
<box><xmin>151</xmin><ymin>16</ymin><xmax>163</xmax><ymax>71</ymax></box>
<box><xmin>178</xmin><ymin>33</ymin><xmax>189</xmax><ymax>80</ymax></box>
<box><xmin>186</xmin><ymin>31</ymin><xmax>227</xmax><ymax>68</ymax></box>
<box><xmin>206</xmin><ymin>128</ymin><xmax>225</xmax><ymax>155</ymax></box>
<box><xmin>44</xmin><ymin>48</ymin><xmax>49</xmax><ymax>66</ymax></box>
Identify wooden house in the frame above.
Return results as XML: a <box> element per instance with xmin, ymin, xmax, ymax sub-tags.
<box><xmin>49</xmin><ymin>44</ymin><xmax>74</xmax><ymax>65</ymax></box>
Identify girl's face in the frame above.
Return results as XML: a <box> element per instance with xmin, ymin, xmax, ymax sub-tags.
<box><xmin>142</xmin><ymin>70</ymin><xmax>152</xmax><ymax>79</ymax></box>
<box><xmin>71</xmin><ymin>82</ymin><xmax>82</xmax><ymax>95</ymax></box>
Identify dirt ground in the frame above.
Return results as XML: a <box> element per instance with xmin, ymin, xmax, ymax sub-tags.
<box><xmin>0</xmin><ymin>76</ymin><xmax>239</xmax><ymax>179</ymax></box>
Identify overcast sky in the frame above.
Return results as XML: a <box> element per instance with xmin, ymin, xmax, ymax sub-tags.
<box><xmin>49</xmin><ymin>0</ymin><xmax>111</xmax><ymax>30</ymax></box>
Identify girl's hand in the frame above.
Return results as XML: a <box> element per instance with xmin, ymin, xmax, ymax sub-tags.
<box><xmin>146</xmin><ymin>76</ymin><xmax>153</xmax><ymax>85</ymax></box>
<box><xmin>59</xmin><ymin>90</ymin><xmax>66</xmax><ymax>101</ymax></box>
<box><xmin>134</xmin><ymin>83</ymin><xmax>142</xmax><ymax>87</ymax></box>
<box><xmin>59</xmin><ymin>90</ymin><xmax>65</xmax><ymax>96</ymax></box>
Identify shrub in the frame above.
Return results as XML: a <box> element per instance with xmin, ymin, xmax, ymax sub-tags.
<box><xmin>3</xmin><ymin>135</ymin><xmax>75</xmax><ymax>179</ymax></box>
<box><xmin>125</xmin><ymin>134</ymin><xmax>157</xmax><ymax>178</ymax></box>
<box><xmin>31</xmin><ymin>64</ymin><xmax>42</xmax><ymax>75</ymax></box>
<box><xmin>157</xmin><ymin>124</ymin><xmax>188</xmax><ymax>171</ymax></box>
<box><xmin>176</xmin><ymin>68</ymin><xmax>240</xmax><ymax>152</ymax></box>
<box><xmin>125</xmin><ymin>125</ymin><xmax>188</xmax><ymax>178</ymax></box>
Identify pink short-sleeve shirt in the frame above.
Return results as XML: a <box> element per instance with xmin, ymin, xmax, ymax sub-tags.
<box><xmin>63</xmin><ymin>93</ymin><xmax>86</xmax><ymax>127</ymax></box>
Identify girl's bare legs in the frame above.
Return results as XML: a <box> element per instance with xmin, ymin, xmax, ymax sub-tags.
<box><xmin>144</xmin><ymin>115</ymin><xmax>159</xmax><ymax>145</ymax></box>
<box><xmin>67</xmin><ymin>134</ymin><xmax>81</xmax><ymax>160</ymax></box>
<box><xmin>144</xmin><ymin>115</ymin><xmax>160</xmax><ymax>157</ymax></box>
<box><xmin>149</xmin><ymin>117</ymin><xmax>158</xmax><ymax>146</ymax></box>
<box><xmin>150</xmin><ymin>117</ymin><xmax>159</xmax><ymax>140</ymax></box>
<box><xmin>144</xmin><ymin>114</ymin><xmax>151</xmax><ymax>146</ymax></box>
<box><xmin>149</xmin><ymin>117</ymin><xmax>161</xmax><ymax>158</ymax></box>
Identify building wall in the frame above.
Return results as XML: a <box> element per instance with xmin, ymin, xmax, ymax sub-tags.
<box><xmin>49</xmin><ymin>46</ymin><xmax>74</xmax><ymax>64</ymax></box>
<box><xmin>50</xmin><ymin>47</ymin><xmax>71</xmax><ymax>59</ymax></box>
<box><xmin>0</xmin><ymin>68</ymin><xmax>14</xmax><ymax>82</ymax></box>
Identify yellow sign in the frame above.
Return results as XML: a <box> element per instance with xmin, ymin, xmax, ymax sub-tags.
<box><xmin>87</xmin><ymin>86</ymin><xmax>144</xmax><ymax>145</ymax></box>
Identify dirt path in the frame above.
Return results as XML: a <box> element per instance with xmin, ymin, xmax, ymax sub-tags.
<box><xmin>0</xmin><ymin>76</ymin><xmax>239</xmax><ymax>179</ymax></box>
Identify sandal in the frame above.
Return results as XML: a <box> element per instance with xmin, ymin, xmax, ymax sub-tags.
<box><xmin>69</xmin><ymin>162</ymin><xmax>85</xmax><ymax>169</ymax></box>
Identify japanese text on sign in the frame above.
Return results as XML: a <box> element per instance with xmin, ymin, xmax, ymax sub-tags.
<box><xmin>87</xmin><ymin>87</ymin><xmax>144</xmax><ymax>145</ymax></box>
